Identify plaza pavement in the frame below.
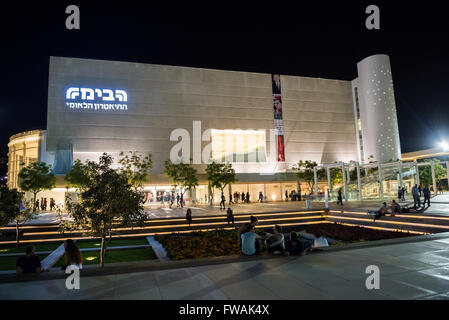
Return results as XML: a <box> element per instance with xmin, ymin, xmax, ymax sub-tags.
<box><xmin>3</xmin><ymin>233</ymin><xmax>449</xmax><ymax>299</ymax></box>
<box><xmin>17</xmin><ymin>193</ymin><xmax>449</xmax><ymax>224</ymax></box>
<box><xmin>3</xmin><ymin>194</ymin><xmax>449</xmax><ymax>300</ymax></box>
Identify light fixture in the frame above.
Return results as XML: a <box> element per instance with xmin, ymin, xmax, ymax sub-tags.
<box><xmin>439</xmin><ymin>141</ymin><xmax>449</xmax><ymax>152</ymax></box>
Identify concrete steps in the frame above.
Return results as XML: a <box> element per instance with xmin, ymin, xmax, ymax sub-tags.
<box><xmin>0</xmin><ymin>210</ymin><xmax>327</xmax><ymax>244</ymax></box>
<box><xmin>327</xmin><ymin>210</ymin><xmax>449</xmax><ymax>233</ymax></box>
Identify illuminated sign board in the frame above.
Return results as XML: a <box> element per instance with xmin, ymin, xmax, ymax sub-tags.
<box><xmin>65</xmin><ymin>87</ymin><xmax>128</xmax><ymax>111</ymax></box>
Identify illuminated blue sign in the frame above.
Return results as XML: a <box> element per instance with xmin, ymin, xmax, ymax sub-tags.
<box><xmin>65</xmin><ymin>87</ymin><xmax>128</xmax><ymax>111</ymax></box>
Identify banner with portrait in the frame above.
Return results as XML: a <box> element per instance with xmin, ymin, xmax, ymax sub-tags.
<box><xmin>272</xmin><ymin>74</ymin><xmax>285</xmax><ymax>162</ymax></box>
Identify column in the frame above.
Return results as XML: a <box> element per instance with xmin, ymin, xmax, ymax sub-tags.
<box><xmin>313</xmin><ymin>167</ymin><xmax>318</xmax><ymax>197</ymax></box>
<box><xmin>378</xmin><ymin>163</ymin><xmax>383</xmax><ymax>199</ymax></box>
<box><xmin>326</xmin><ymin>167</ymin><xmax>331</xmax><ymax>194</ymax></box>
<box><xmin>342</xmin><ymin>162</ymin><xmax>347</xmax><ymax>201</ymax></box>
<box><xmin>415</xmin><ymin>162</ymin><xmax>420</xmax><ymax>186</ymax></box>
<box><xmin>22</xmin><ymin>142</ymin><xmax>27</xmax><ymax>167</ymax></box>
<box><xmin>398</xmin><ymin>161</ymin><xmax>403</xmax><ymax>189</ymax></box>
<box><xmin>446</xmin><ymin>161</ymin><xmax>449</xmax><ymax>193</ymax></box>
<box><xmin>347</xmin><ymin>167</ymin><xmax>350</xmax><ymax>184</ymax></box>
<box><xmin>191</xmin><ymin>188</ymin><xmax>197</xmax><ymax>204</ymax></box>
<box><xmin>229</xmin><ymin>184</ymin><xmax>232</xmax><ymax>203</ymax></box>
<box><xmin>431</xmin><ymin>162</ymin><xmax>437</xmax><ymax>196</ymax></box>
<box><xmin>356</xmin><ymin>162</ymin><xmax>362</xmax><ymax>200</ymax></box>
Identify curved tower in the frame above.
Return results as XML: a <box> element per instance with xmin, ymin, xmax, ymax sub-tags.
<box><xmin>351</xmin><ymin>54</ymin><xmax>401</xmax><ymax>163</ymax></box>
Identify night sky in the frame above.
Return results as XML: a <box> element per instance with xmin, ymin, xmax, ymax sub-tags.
<box><xmin>1</xmin><ymin>1</ymin><xmax>449</xmax><ymax>176</ymax></box>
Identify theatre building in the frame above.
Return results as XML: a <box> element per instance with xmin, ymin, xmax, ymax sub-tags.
<box><xmin>7</xmin><ymin>54</ymin><xmax>402</xmax><ymax>205</ymax></box>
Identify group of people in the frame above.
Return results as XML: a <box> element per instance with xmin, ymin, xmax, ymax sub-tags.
<box><xmin>397</xmin><ymin>186</ymin><xmax>407</xmax><ymax>201</ymax></box>
<box><xmin>238</xmin><ymin>216</ymin><xmax>328</xmax><ymax>257</ymax></box>
<box><xmin>229</xmin><ymin>192</ymin><xmax>251</xmax><ymax>205</ymax></box>
<box><xmin>34</xmin><ymin>198</ymin><xmax>56</xmax><ymax>211</ymax></box>
<box><xmin>16</xmin><ymin>239</ymin><xmax>83</xmax><ymax>275</ymax></box>
<box><xmin>372</xmin><ymin>199</ymin><xmax>402</xmax><ymax>220</ymax></box>
<box><xmin>411</xmin><ymin>184</ymin><xmax>431</xmax><ymax>208</ymax></box>
<box><xmin>285</xmin><ymin>190</ymin><xmax>302</xmax><ymax>201</ymax></box>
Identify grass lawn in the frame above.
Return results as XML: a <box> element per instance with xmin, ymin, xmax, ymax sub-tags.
<box><xmin>0</xmin><ymin>238</ymin><xmax>148</xmax><ymax>255</ymax></box>
<box><xmin>75</xmin><ymin>238</ymin><xmax>149</xmax><ymax>249</ymax></box>
<box><xmin>53</xmin><ymin>247</ymin><xmax>157</xmax><ymax>267</ymax></box>
<box><xmin>0</xmin><ymin>254</ymin><xmax>49</xmax><ymax>271</ymax></box>
<box><xmin>0</xmin><ymin>243</ymin><xmax>62</xmax><ymax>255</ymax></box>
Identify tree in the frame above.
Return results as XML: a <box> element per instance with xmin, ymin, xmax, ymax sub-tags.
<box><xmin>18</xmin><ymin>162</ymin><xmax>56</xmax><ymax>212</ymax></box>
<box><xmin>0</xmin><ymin>185</ymin><xmax>33</xmax><ymax>247</ymax></box>
<box><xmin>330</xmin><ymin>167</ymin><xmax>343</xmax><ymax>186</ymax></box>
<box><xmin>292</xmin><ymin>160</ymin><xmax>325</xmax><ymax>191</ymax></box>
<box><xmin>64</xmin><ymin>153</ymin><xmax>147</xmax><ymax>267</ymax></box>
<box><xmin>164</xmin><ymin>160</ymin><xmax>198</xmax><ymax>199</ymax></box>
<box><xmin>418</xmin><ymin>159</ymin><xmax>447</xmax><ymax>188</ymax></box>
<box><xmin>206</xmin><ymin>161</ymin><xmax>237</xmax><ymax>203</ymax></box>
<box><xmin>118</xmin><ymin>151</ymin><xmax>152</xmax><ymax>190</ymax></box>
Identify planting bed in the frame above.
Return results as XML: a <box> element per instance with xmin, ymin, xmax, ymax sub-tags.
<box><xmin>156</xmin><ymin>223</ymin><xmax>417</xmax><ymax>260</ymax></box>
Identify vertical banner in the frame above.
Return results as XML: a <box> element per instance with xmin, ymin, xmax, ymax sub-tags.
<box><xmin>272</xmin><ymin>74</ymin><xmax>285</xmax><ymax>161</ymax></box>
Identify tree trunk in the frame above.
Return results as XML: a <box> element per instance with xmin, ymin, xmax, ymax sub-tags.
<box><xmin>15</xmin><ymin>220</ymin><xmax>19</xmax><ymax>248</ymax></box>
<box><xmin>33</xmin><ymin>192</ymin><xmax>37</xmax><ymax>212</ymax></box>
<box><xmin>100</xmin><ymin>236</ymin><xmax>106</xmax><ymax>268</ymax></box>
<box><xmin>108</xmin><ymin>225</ymin><xmax>112</xmax><ymax>244</ymax></box>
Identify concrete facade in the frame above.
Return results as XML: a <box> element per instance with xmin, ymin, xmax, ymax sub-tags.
<box><xmin>46</xmin><ymin>56</ymin><xmax>360</xmax><ymax>176</ymax></box>
<box><xmin>351</xmin><ymin>54</ymin><xmax>401</xmax><ymax>163</ymax></box>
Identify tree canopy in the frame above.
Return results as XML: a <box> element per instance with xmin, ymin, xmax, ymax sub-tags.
<box><xmin>18</xmin><ymin>162</ymin><xmax>56</xmax><ymax>211</ymax></box>
<box><xmin>205</xmin><ymin>161</ymin><xmax>237</xmax><ymax>193</ymax></box>
<box><xmin>0</xmin><ymin>185</ymin><xmax>33</xmax><ymax>246</ymax></box>
<box><xmin>163</xmin><ymin>160</ymin><xmax>198</xmax><ymax>195</ymax></box>
<box><xmin>292</xmin><ymin>160</ymin><xmax>325</xmax><ymax>191</ymax></box>
<box><xmin>418</xmin><ymin>159</ymin><xmax>447</xmax><ymax>187</ymax></box>
<box><xmin>118</xmin><ymin>151</ymin><xmax>152</xmax><ymax>189</ymax></box>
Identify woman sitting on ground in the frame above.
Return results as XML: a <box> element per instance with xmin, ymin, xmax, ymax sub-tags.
<box><xmin>62</xmin><ymin>239</ymin><xmax>83</xmax><ymax>270</ymax></box>
<box><xmin>286</xmin><ymin>231</ymin><xmax>311</xmax><ymax>256</ymax></box>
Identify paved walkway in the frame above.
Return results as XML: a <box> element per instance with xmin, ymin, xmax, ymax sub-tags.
<box><xmin>3</xmin><ymin>235</ymin><xmax>449</xmax><ymax>299</ymax></box>
<box><xmin>8</xmin><ymin>198</ymin><xmax>417</xmax><ymax>224</ymax></box>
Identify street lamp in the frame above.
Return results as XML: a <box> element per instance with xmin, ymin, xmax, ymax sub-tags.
<box><xmin>439</xmin><ymin>141</ymin><xmax>449</xmax><ymax>152</ymax></box>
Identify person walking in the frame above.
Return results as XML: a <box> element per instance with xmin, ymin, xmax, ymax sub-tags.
<box><xmin>241</xmin><ymin>192</ymin><xmax>245</xmax><ymax>203</ymax></box>
<box><xmin>285</xmin><ymin>190</ymin><xmax>288</xmax><ymax>201</ymax></box>
<box><xmin>401</xmin><ymin>186</ymin><xmax>406</xmax><ymax>200</ymax></box>
<box><xmin>229</xmin><ymin>192</ymin><xmax>233</xmax><ymax>205</ymax></box>
<box><xmin>412</xmin><ymin>184</ymin><xmax>421</xmax><ymax>209</ymax></box>
<box><xmin>438</xmin><ymin>184</ymin><xmax>443</xmax><ymax>194</ymax></box>
<box><xmin>246</xmin><ymin>192</ymin><xmax>250</xmax><ymax>203</ymax></box>
<box><xmin>418</xmin><ymin>185</ymin><xmax>422</xmax><ymax>197</ymax></box>
<box><xmin>226</xmin><ymin>207</ymin><xmax>235</xmax><ymax>224</ymax></box>
<box><xmin>423</xmin><ymin>185</ymin><xmax>431</xmax><ymax>207</ymax></box>
<box><xmin>169</xmin><ymin>193</ymin><xmax>174</xmax><ymax>208</ymax></box>
<box><xmin>337</xmin><ymin>188</ymin><xmax>343</xmax><ymax>206</ymax></box>
<box><xmin>186</xmin><ymin>208</ymin><xmax>192</xmax><ymax>227</ymax></box>
<box><xmin>176</xmin><ymin>193</ymin><xmax>180</xmax><ymax>207</ymax></box>
<box><xmin>180</xmin><ymin>193</ymin><xmax>184</xmax><ymax>208</ymax></box>
<box><xmin>398</xmin><ymin>187</ymin><xmax>402</xmax><ymax>201</ymax></box>
<box><xmin>259</xmin><ymin>192</ymin><xmax>264</xmax><ymax>203</ymax></box>
<box><xmin>220</xmin><ymin>192</ymin><xmax>226</xmax><ymax>209</ymax></box>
